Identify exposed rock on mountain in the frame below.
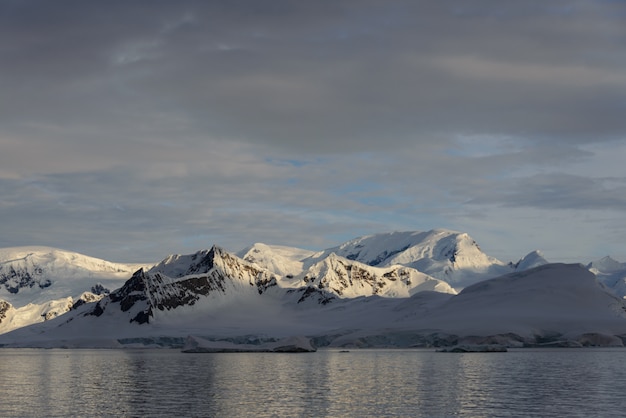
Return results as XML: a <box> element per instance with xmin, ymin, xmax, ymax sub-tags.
<box><xmin>85</xmin><ymin>246</ymin><xmax>280</xmax><ymax>324</ymax></box>
<box><xmin>288</xmin><ymin>252</ymin><xmax>456</xmax><ymax>300</ymax></box>
<box><xmin>303</xmin><ymin>230</ymin><xmax>512</xmax><ymax>288</ymax></box>
<box><xmin>0</xmin><ymin>292</ymin><xmax>104</xmax><ymax>335</ymax></box>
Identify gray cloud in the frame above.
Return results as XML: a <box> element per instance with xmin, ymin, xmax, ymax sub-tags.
<box><xmin>491</xmin><ymin>173</ymin><xmax>626</xmax><ymax>211</ymax></box>
<box><xmin>3</xmin><ymin>0</ymin><xmax>625</xmax><ymax>155</ymax></box>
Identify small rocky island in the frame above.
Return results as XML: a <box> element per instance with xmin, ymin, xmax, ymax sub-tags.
<box><xmin>181</xmin><ymin>335</ymin><xmax>317</xmax><ymax>353</ymax></box>
<box><xmin>437</xmin><ymin>344</ymin><xmax>508</xmax><ymax>353</ymax></box>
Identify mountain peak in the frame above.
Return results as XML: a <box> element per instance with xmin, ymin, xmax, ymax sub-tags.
<box><xmin>293</xmin><ymin>252</ymin><xmax>456</xmax><ymax>300</ymax></box>
<box><xmin>511</xmin><ymin>250</ymin><xmax>548</xmax><ymax>271</ymax></box>
<box><xmin>588</xmin><ymin>256</ymin><xmax>625</xmax><ymax>274</ymax></box>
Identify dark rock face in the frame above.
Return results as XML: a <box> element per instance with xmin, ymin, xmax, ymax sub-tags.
<box><xmin>293</xmin><ymin>287</ymin><xmax>336</xmax><ymax>305</ymax></box>
<box><xmin>183</xmin><ymin>249</ymin><xmax>217</xmax><ymax>275</ymax></box>
<box><xmin>90</xmin><ymin>283</ymin><xmax>110</xmax><ymax>295</ymax></box>
<box><xmin>71</xmin><ymin>292</ymin><xmax>103</xmax><ymax>310</ymax></box>
<box><xmin>0</xmin><ymin>300</ymin><xmax>12</xmax><ymax>323</ymax></box>
<box><xmin>88</xmin><ymin>302</ymin><xmax>105</xmax><ymax>317</ymax></box>
<box><xmin>0</xmin><ymin>266</ymin><xmax>52</xmax><ymax>294</ymax></box>
<box><xmin>300</xmin><ymin>256</ymin><xmax>416</xmax><ymax>299</ymax></box>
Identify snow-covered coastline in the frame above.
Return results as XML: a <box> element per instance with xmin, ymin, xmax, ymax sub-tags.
<box><xmin>0</xmin><ymin>229</ymin><xmax>625</xmax><ymax>349</ymax></box>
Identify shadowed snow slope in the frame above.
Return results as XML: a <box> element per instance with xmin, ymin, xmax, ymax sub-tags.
<box><xmin>411</xmin><ymin>263</ymin><xmax>626</xmax><ymax>337</ymax></box>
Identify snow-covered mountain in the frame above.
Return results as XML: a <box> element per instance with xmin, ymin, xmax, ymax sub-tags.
<box><xmin>588</xmin><ymin>256</ymin><xmax>626</xmax><ymax>299</ymax></box>
<box><xmin>253</xmin><ymin>230</ymin><xmax>540</xmax><ymax>288</ymax></box>
<box><xmin>0</xmin><ymin>246</ymin><xmax>149</xmax><ymax>334</ymax></box>
<box><xmin>237</xmin><ymin>243</ymin><xmax>314</xmax><ymax>278</ymax></box>
<box><xmin>0</xmin><ymin>246</ymin><xmax>147</xmax><ymax>306</ymax></box>
<box><xmin>0</xmin><ymin>229</ymin><xmax>555</xmax><ymax>339</ymax></box>
<box><xmin>2</xmin><ymin>262</ymin><xmax>625</xmax><ymax>348</ymax></box>
<box><xmin>285</xmin><ymin>253</ymin><xmax>456</xmax><ymax>299</ymax></box>
<box><xmin>80</xmin><ymin>245</ymin><xmax>456</xmax><ymax>325</ymax></box>
<box><xmin>1</xmin><ymin>229</ymin><xmax>625</xmax><ymax>348</ymax></box>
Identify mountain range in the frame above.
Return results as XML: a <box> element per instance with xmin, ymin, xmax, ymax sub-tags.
<box><xmin>0</xmin><ymin>229</ymin><xmax>625</xmax><ymax>348</ymax></box>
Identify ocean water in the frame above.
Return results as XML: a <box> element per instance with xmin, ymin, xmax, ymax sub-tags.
<box><xmin>0</xmin><ymin>348</ymin><xmax>625</xmax><ymax>417</ymax></box>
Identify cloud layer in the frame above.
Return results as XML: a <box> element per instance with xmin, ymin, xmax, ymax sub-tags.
<box><xmin>1</xmin><ymin>0</ymin><xmax>625</xmax><ymax>262</ymax></box>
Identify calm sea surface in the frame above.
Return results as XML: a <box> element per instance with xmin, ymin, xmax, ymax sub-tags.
<box><xmin>0</xmin><ymin>348</ymin><xmax>625</xmax><ymax>417</ymax></box>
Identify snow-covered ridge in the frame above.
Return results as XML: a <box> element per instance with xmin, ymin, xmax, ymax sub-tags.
<box><xmin>237</xmin><ymin>243</ymin><xmax>314</xmax><ymax>278</ymax></box>
<box><xmin>0</xmin><ymin>292</ymin><xmax>104</xmax><ymax>335</ymax></box>
<box><xmin>0</xmin><ymin>246</ymin><xmax>149</xmax><ymax>306</ymax></box>
<box><xmin>287</xmin><ymin>252</ymin><xmax>456</xmax><ymax>299</ymax></box>
<box><xmin>251</xmin><ymin>229</ymin><xmax>545</xmax><ymax>288</ymax></box>
<box><xmin>0</xmin><ymin>246</ymin><xmax>146</xmax><ymax>274</ymax></box>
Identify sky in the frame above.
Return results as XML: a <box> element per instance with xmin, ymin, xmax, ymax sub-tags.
<box><xmin>2</xmin><ymin>0</ymin><xmax>626</xmax><ymax>263</ymax></box>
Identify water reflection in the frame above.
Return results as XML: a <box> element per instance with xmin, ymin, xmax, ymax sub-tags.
<box><xmin>0</xmin><ymin>348</ymin><xmax>625</xmax><ymax>417</ymax></box>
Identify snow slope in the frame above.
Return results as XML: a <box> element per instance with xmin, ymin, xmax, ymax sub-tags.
<box><xmin>0</xmin><ymin>292</ymin><xmax>104</xmax><ymax>335</ymax></box>
<box><xmin>237</xmin><ymin>243</ymin><xmax>314</xmax><ymax>278</ymax></box>
<box><xmin>408</xmin><ymin>263</ymin><xmax>626</xmax><ymax>337</ymax></box>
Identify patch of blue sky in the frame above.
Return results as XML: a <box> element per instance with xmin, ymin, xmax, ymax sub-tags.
<box><xmin>332</xmin><ymin>181</ymin><xmax>382</xmax><ymax>196</ymax></box>
<box><xmin>264</xmin><ymin>157</ymin><xmax>326</xmax><ymax>168</ymax></box>
<box><xmin>446</xmin><ymin>134</ymin><xmax>526</xmax><ymax>158</ymax></box>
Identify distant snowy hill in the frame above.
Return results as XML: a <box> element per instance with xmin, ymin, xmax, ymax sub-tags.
<box><xmin>0</xmin><ymin>247</ymin><xmax>147</xmax><ymax>306</ymax></box>
<box><xmin>415</xmin><ymin>263</ymin><xmax>626</xmax><ymax>337</ymax></box>
<box><xmin>510</xmin><ymin>250</ymin><xmax>549</xmax><ymax>271</ymax></box>
<box><xmin>588</xmin><ymin>256</ymin><xmax>626</xmax><ymax>299</ymax></box>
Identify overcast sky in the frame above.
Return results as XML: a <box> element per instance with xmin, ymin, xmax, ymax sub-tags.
<box><xmin>2</xmin><ymin>0</ymin><xmax>626</xmax><ymax>263</ymax></box>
